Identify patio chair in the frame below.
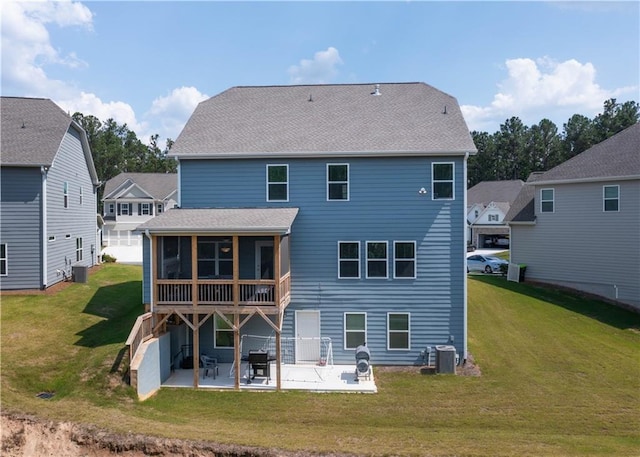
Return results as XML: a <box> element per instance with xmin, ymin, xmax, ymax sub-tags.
<box><xmin>200</xmin><ymin>354</ymin><xmax>218</xmax><ymax>379</ymax></box>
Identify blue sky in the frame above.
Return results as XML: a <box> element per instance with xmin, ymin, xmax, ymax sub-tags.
<box><xmin>2</xmin><ymin>1</ymin><xmax>638</xmax><ymax>145</ymax></box>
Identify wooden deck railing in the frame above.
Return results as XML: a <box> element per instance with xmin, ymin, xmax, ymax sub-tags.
<box><xmin>125</xmin><ymin>312</ymin><xmax>153</xmax><ymax>362</ymax></box>
<box><xmin>155</xmin><ymin>276</ymin><xmax>290</xmax><ymax>306</ymax></box>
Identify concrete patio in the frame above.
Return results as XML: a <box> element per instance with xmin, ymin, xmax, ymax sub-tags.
<box><xmin>162</xmin><ymin>362</ymin><xmax>377</xmax><ymax>393</ymax></box>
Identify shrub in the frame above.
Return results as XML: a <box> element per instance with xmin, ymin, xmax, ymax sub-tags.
<box><xmin>102</xmin><ymin>253</ymin><xmax>117</xmax><ymax>263</ymax></box>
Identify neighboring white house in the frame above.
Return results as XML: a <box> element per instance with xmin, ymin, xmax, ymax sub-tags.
<box><xmin>102</xmin><ymin>172</ymin><xmax>177</xmax><ymax>263</ymax></box>
<box><xmin>466</xmin><ymin>180</ymin><xmax>524</xmax><ymax>248</ymax></box>
<box><xmin>505</xmin><ymin>123</ymin><xmax>640</xmax><ymax>310</ymax></box>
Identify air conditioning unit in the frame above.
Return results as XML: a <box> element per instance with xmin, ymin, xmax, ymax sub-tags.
<box><xmin>72</xmin><ymin>265</ymin><xmax>88</xmax><ymax>283</ymax></box>
<box><xmin>435</xmin><ymin>345</ymin><xmax>456</xmax><ymax>374</ymax></box>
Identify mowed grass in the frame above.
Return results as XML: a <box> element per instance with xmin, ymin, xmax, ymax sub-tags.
<box><xmin>1</xmin><ymin>264</ymin><xmax>639</xmax><ymax>456</ymax></box>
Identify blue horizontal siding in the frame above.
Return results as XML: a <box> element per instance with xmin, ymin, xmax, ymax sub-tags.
<box><xmin>172</xmin><ymin>156</ymin><xmax>467</xmax><ymax>364</ymax></box>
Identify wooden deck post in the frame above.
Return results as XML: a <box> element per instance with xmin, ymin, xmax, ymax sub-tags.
<box><xmin>234</xmin><ymin>313</ymin><xmax>240</xmax><ymax>389</ymax></box>
<box><xmin>193</xmin><ymin>313</ymin><xmax>199</xmax><ymax>387</ymax></box>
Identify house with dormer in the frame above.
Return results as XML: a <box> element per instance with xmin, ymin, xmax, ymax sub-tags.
<box><xmin>128</xmin><ymin>83</ymin><xmax>477</xmax><ymax>396</ymax></box>
<box><xmin>466</xmin><ymin>180</ymin><xmax>523</xmax><ymax>248</ymax></box>
<box><xmin>102</xmin><ymin>172</ymin><xmax>177</xmax><ymax>262</ymax></box>
<box><xmin>1</xmin><ymin>97</ymin><xmax>100</xmax><ymax>290</ymax></box>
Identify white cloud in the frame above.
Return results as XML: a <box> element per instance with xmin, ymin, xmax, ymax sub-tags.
<box><xmin>288</xmin><ymin>47</ymin><xmax>343</xmax><ymax>84</ymax></box>
<box><xmin>461</xmin><ymin>57</ymin><xmax>638</xmax><ymax>132</ymax></box>
<box><xmin>145</xmin><ymin>87</ymin><xmax>209</xmax><ymax>143</ymax></box>
<box><xmin>0</xmin><ymin>1</ymin><xmax>182</xmax><ymax>145</ymax></box>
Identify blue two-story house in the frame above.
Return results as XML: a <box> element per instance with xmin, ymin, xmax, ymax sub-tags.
<box><xmin>135</xmin><ymin>83</ymin><xmax>476</xmax><ymax>393</ymax></box>
<box><xmin>1</xmin><ymin>97</ymin><xmax>100</xmax><ymax>290</ymax></box>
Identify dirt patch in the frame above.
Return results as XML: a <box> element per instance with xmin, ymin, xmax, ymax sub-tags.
<box><xmin>375</xmin><ymin>352</ymin><xmax>481</xmax><ymax>377</ymax></box>
<box><xmin>1</xmin><ymin>412</ymin><xmax>357</xmax><ymax>457</ymax></box>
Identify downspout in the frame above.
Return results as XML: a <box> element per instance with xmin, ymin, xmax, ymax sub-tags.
<box><xmin>462</xmin><ymin>152</ymin><xmax>469</xmax><ymax>363</ymax></box>
<box><xmin>41</xmin><ymin>166</ymin><xmax>48</xmax><ymax>289</ymax></box>
<box><xmin>144</xmin><ymin>229</ymin><xmax>154</xmax><ymax>310</ymax></box>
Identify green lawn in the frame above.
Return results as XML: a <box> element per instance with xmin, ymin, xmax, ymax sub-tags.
<box><xmin>2</xmin><ymin>264</ymin><xmax>639</xmax><ymax>456</ymax></box>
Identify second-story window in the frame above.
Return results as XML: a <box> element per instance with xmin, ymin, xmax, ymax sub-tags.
<box><xmin>108</xmin><ymin>203</ymin><xmax>114</xmax><ymax>214</ymax></box>
<box><xmin>139</xmin><ymin>203</ymin><xmax>151</xmax><ymax>215</ymax></box>
<box><xmin>157</xmin><ymin>203</ymin><xmax>163</xmax><ymax>214</ymax></box>
<box><xmin>541</xmin><ymin>188</ymin><xmax>554</xmax><ymax>213</ymax></box>
<box><xmin>394</xmin><ymin>241</ymin><xmax>416</xmax><ymax>279</ymax></box>
<box><xmin>327</xmin><ymin>164</ymin><xmax>349</xmax><ymax>201</ymax></box>
<box><xmin>63</xmin><ymin>181</ymin><xmax>69</xmax><ymax>208</ymax></box>
<box><xmin>267</xmin><ymin>164</ymin><xmax>288</xmax><ymax>201</ymax></box>
<box><xmin>432</xmin><ymin>163</ymin><xmax>454</xmax><ymax>200</ymax></box>
<box><xmin>603</xmin><ymin>185</ymin><xmax>619</xmax><ymax>212</ymax></box>
<box><xmin>488</xmin><ymin>214</ymin><xmax>499</xmax><ymax>222</ymax></box>
<box><xmin>197</xmin><ymin>237</ymin><xmax>233</xmax><ymax>279</ymax></box>
<box><xmin>79</xmin><ymin>186</ymin><xmax>83</xmax><ymax>205</ymax></box>
<box><xmin>118</xmin><ymin>203</ymin><xmax>131</xmax><ymax>216</ymax></box>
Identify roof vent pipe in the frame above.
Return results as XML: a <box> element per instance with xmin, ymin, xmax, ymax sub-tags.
<box><xmin>371</xmin><ymin>84</ymin><xmax>381</xmax><ymax>96</ymax></box>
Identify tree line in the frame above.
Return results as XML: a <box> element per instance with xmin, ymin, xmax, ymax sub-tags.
<box><xmin>72</xmin><ymin>98</ymin><xmax>638</xmax><ymax>207</ymax></box>
<box><xmin>468</xmin><ymin>99</ymin><xmax>639</xmax><ymax>187</ymax></box>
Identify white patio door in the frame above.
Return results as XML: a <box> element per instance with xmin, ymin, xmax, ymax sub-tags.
<box><xmin>295</xmin><ymin>310</ymin><xmax>320</xmax><ymax>363</ymax></box>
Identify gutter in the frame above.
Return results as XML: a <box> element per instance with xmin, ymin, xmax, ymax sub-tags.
<box><xmin>41</xmin><ymin>166</ymin><xmax>49</xmax><ymax>289</ymax></box>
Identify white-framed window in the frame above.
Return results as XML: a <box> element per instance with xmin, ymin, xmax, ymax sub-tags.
<box><xmin>488</xmin><ymin>214</ymin><xmax>499</xmax><ymax>222</ymax></box>
<box><xmin>387</xmin><ymin>313</ymin><xmax>410</xmax><ymax>350</ymax></box>
<box><xmin>118</xmin><ymin>203</ymin><xmax>130</xmax><ymax>216</ymax></box>
<box><xmin>432</xmin><ymin>162</ymin><xmax>454</xmax><ymax>200</ymax></box>
<box><xmin>63</xmin><ymin>181</ymin><xmax>69</xmax><ymax>208</ymax></box>
<box><xmin>140</xmin><ymin>203</ymin><xmax>151</xmax><ymax>215</ymax></box>
<box><xmin>603</xmin><ymin>185</ymin><xmax>619</xmax><ymax>212</ymax></box>
<box><xmin>266</xmin><ymin>164</ymin><xmax>289</xmax><ymax>202</ymax></box>
<box><xmin>157</xmin><ymin>203</ymin><xmax>163</xmax><ymax>214</ymax></box>
<box><xmin>540</xmin><ymin>188</ymin><xmax>554</xmax><ymax>213</ymax></box>
<box><xmin>327</xmin><ymin>163</ymin><xmax>349</xmax><ymax>201</ymax></box>
<box><xmin>197</xmin><ymin>237</ymin><xmax>233</xmax><ymax>279</ymax></box>
<box><xmin>76</xmin><ymin>238</ymin><xmax>83</xmax><ymax>261</ymax></box>
<box><xmin>338</xmin><ymin>241</ymin><xmax>360</xmax><ymax>279</ymax></box>
<box><xmin>0</xmin><ymin>244</ymin><xmax>7</xmax><ymax>276</ymax></box>
<box><xmin>108</xmin><ymin>203</ymin><xmax>114</xmax><ymax>214</ymax></box>
<box><xmin>366</xmin><ymin>241</ymin><xmax>388</xmax><ymax>279</ymax></box>
<box><xmin>344</xmin><ymin>312</ymin><xmax>367</xmax><ymax>350</ymax></box>
<box><xmin>214</xmin><ymin>314</ymin><xmax>234</xmax><ymax>348</ymax></box>
<box><xmin>79</xmin><ymin>186</ymin><xmax>83</xmax><ymax>205</ymax></box>
<box><xmin>394</xmin><ymin>241</ymin><xmax>416</xmax><ymax>279</ymax></box>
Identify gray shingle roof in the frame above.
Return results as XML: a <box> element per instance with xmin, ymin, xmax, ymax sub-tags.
<box><xmin>467</xmin><ymin>180</ymin><xmax>524</xmax><ymax>205</ymax></box>
<box><xmin>505</xmin><ymin>124</ymin><xmax>640</xmax><ymax>224</ymax></box>
<box><xmin>534</xmin><ymin>123</ymin><xmax>640</xmax><ymax>184</ymax></box>
<box><xmin>136</xmin><ymin>208</ymin><xmax>299</xmax><ymax>234</ymax></box>
<box><xmin>170</xmin><ymin>83</ymin><xmax>477</xmax><ymax>157</ymax></box>
<box><xmin>103</xmin><ymin>172</ymin><xmax>177</xmax><ymax>201</ymax></box>
<box><xmin>1</xmin><ymin>96</ymin><xmax>74</xmax><ymax>166</ymax></box>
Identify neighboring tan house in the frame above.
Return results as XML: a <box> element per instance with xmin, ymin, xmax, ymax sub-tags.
<box><xmin>466</xmin><ymin>180</ymin><xmax>524</xmax><ymax>248</ymax></box>
<box><xmin>101</xmin><ymin>172</ymin><xmax>177</xmax><ymax>263</ymax></box>
<box><xmin>131</xmin><ymin>82</ymin><xmax>477</xmax><ymax>395</ymax></box>
<box><xmin>506</xmin><ymin>123</ymin><xmax>640</xmax><ymax>310</ymax></box>
<box><xmin>0</xmin><ymin>97</ymin><xmax>100</xmax><ymax>290</ymax></box>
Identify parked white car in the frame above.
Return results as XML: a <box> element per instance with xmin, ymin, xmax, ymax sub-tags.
<box><xmin>467</xmin><ymin>254</ymin><xmax>508</xmax><ymax>274</ymax></box>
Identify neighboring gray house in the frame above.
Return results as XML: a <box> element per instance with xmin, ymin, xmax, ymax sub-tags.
<box><xmin>0</xmin><ymin>97</ymin><xmax>100</xmax><ymax>290</ymax></box>
<box><xmin>101</xmin><ymin>172</ymin><xmax>177</xmax><ymax>262</ymax></box>
<box><xmin>466</xmin><ymin>180</ymin><xmax>523</xmax><ymax>248</ymax></box>
<box><xmin>506</xmin><ymin>123</ymin><xmax>640</xmax><ymax>310</ymax></box>
<box><xmin>131</xmin><ymin>82</ymin><xmax>477</xmax><ymax>395</ymax></box>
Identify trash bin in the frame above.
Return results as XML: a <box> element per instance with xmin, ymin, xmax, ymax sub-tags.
<box><xmin>519</xmin><ymin>265</ymin><xmax>527</xmax><ymax>282</ymax></box>
<box><xmin>435</xmin><ymin>345</ymin><xmax>456</xmax><ymax>374</ymax></box>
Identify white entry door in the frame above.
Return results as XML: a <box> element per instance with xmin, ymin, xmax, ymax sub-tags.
<box><xmin>295</xmin><ymin>310</ymin><xmax>320</xmax><ymax>363</ymax></box>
